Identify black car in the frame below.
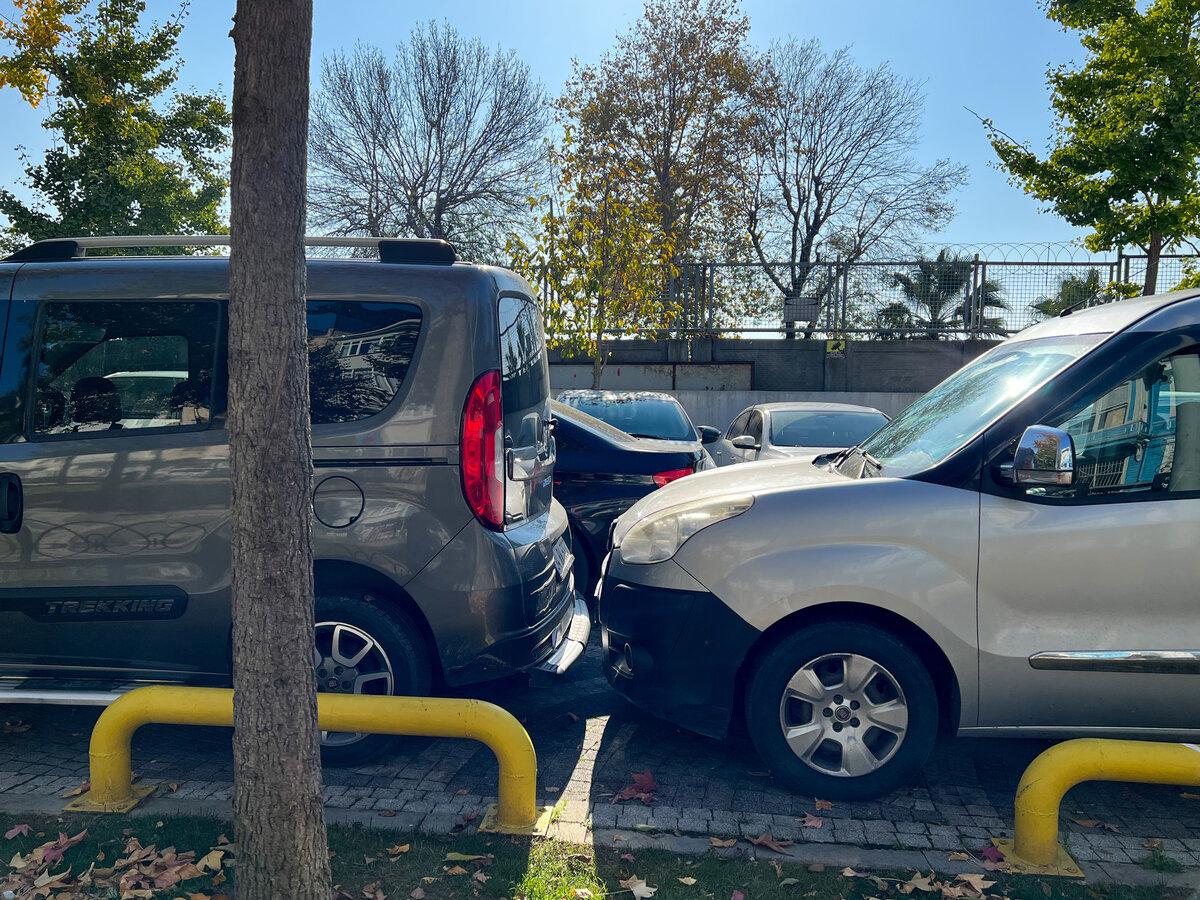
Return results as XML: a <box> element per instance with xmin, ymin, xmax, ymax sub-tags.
<box><xmin>556</xmin><ymin>389</ymin><xmax>721</xmax><ymax>462</ymax></box>
<box><xmin>551</xmin><ymin>400</ymin><xmax>702</xmax><ymax>599</ymax></box>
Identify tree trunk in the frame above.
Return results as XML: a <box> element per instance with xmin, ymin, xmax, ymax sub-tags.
<box><xmin>228</xmin><ymin>1</ymin><xmax>331</xmax><ymax>898</ymax></box>
<box><xmin>1143</xmin><ymin>231</ymin><xmax>1163</xmax><ymax>295</ymax></box>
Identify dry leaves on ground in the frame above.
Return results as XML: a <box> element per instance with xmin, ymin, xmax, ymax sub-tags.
<box><xmin>708</xmin><ymin>837</ymin><xmax>737</xmax><ymax>849</ymax></box>
<box><xmin>746</xmin><ymin>832</ymin><xmax>793</xmax><ymax>855</ymax></box>
<box><xmin>3</xmin><ymin>825</ymin><xmax>29</xmax><ymax>841</ymax></box>
<box><xmin>619</xmin><ymin>874</ymin><xmax>658</xmax><ymax>898</ymax></box>
<box><xmin>814</xmin><ymin>798</ymin><xmax>833</xmax><ymax>811</ymax></box>
<box><xmin>2</xmin><ymin>720</ymin><xmax>30</xmax><ymax>734</ymax></box>
<box><xmin>3</xmin><ymin>832</ymin><xmax>229</xmax><ymax>898</ymax></box>
<box><xmin>60</xmin><ymin>781</ymin><xmax>89</xmax><ymax>799</ymax></box>
<box><xmin>801</xmin><ymin>813</ymin><xmax>823</xmax><ymax>828</ymax></box>
<box><xmin>613</xmin><ymin>770</ymin><xmax>660</xmax><ymax>805</ymax></box>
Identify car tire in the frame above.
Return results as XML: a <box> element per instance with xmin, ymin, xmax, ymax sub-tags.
<box><xmin>314</xmin><ymin>590</ymin><xmax>432</xmax><ymax>767</ymax></box>
<box><xmin>745</xmin><ymin>621</ymin><xmax>938</xmax><ymax>800</ymax></box>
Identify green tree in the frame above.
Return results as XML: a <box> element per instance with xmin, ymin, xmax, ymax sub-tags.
<box><xmin>984</xmin><ymin>0</ymin><xmax>1200</xmax><ymax>295</ymax></box>
<box><xmin>559</xmin><ymin>0</ymin><xmax>766</xmax><ymax>269</ymax></box>
<box><xmin>0</xmin><ymin>0</ymin><xmax>84</xmax><ymax>106</ymax></box>
<box><xmin>509</xmin><ymin>130</ymin><xmax>675</xmax><ymax>388</ymax></box>
<box><xmin>888</xmin><ymin>250</ymin><xmax>1009</xmax><ymax>339</ymax></box>
<box><xmin>0</xmin><ymin>0</ymin><xmax>230</xmax><ymax>250</ymax></box>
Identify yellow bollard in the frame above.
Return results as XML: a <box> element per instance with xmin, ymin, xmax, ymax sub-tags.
<box><xmin>994</xmin><ymin>738</ymin><xmax>1200</xmax><ymax>876</ymax></box>
<box><xmin>64</xmin><ymin>685</ymin><xmax>552</xmax><ymax>835</ymax></box>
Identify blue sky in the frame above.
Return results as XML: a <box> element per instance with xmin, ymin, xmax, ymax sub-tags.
<box><xmin>0</xmin><ymin>0</ymin><xmax>1090</xmax><ymax>251</ymax></box>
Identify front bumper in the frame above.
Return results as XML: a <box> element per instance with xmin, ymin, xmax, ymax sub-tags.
<box><xmin>598</xmin><ymin>569</ymin><xmax>759</xmax><ymax>739</ymax></box>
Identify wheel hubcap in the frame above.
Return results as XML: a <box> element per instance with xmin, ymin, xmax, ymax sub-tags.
<box><xmin>313</xmin><ymin>621</ymin><xmax>395</xmax><ymax>748</ymax></box>
<box><xmin>777</xmin><ymin>652</ymin><xmax>908</xmax><ymax>778</ymax></box>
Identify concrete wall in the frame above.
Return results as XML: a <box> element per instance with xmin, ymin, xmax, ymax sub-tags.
<box><xmin>549</xmin><ymin>337</ymin><xmax>997</xmax><ymax>394</ymax></box>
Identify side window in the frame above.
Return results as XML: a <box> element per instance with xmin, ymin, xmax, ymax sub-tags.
<box><xmin>747</xmin><ymin>411</ymin><xmax>764</xmax><ymax>443</ymax></box>
<box><xmin>32</xmin><ymin>301</ymin><xmax>218</xmax><ymax>437</ymax></box>
<box><xmin>1045</xmin><ymin>350</ymin><xmax>1200</xmax><ymax>499</ymax></box>
<box><xmin>728</xmin><ymin>411</ymin><xmax>750</xmax><ymax>439</ymax></box>
<box><xmin>307</xmin><ymin>301</ymin><xmax>421</xmax><ymax>424</ymax></box>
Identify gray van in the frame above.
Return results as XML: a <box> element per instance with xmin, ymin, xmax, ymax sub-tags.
<box><xmin>0</xmin><ymin>235</ymin><xmax>589</xmax><ymax>763</ymax></box>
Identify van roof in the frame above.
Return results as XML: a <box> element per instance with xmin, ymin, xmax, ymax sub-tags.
<box><xmin>1014</xmin><ymin>289</ymin><xmax>1200</xmax><ymax>341</ymax></box>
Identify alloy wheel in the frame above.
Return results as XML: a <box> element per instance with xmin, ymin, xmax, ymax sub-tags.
<box><xmin>777</xmin><ymin>651</ymin><xmax>909</xmax><ymax>778</ymax></box>
<box><xmin>313</xmin><ymin>621</ymin><xmax>395</xmax><ymax>747</ymax></box>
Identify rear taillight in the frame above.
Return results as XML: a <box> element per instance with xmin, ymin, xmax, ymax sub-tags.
<box><xmin>461</xmin><ymin>370</ymin><xmax>504</xmax><ymax>530</ymax></box>
<box><xmin>652</xmin><ymin>466</ymin><xmax>694</xmax><ymax>488</ymax></box>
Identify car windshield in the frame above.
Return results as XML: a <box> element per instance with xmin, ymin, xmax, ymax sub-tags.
<box><xmin>849</xmin><ymin>333</ymin><xmax>1106</xmax><ymax>478</ymax></box>
<box><xmin>770</xmin><ymin>410</ymin><xmax>889</xmax><ymax>448</ymax></box>
<box><xmin>561</xmin><ymin>395</ymin><xmax>695</xmax><ymax>441</ymax></box>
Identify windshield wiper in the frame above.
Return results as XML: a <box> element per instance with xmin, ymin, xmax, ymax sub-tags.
<box><xmin>860</xmin><ymin>449</ymin><xmax>884</xmax><ymax>474</ymax></box>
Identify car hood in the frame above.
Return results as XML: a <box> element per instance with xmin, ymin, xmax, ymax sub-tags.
<box><xmin>616</xmin><ymin>455</ymin><xmax>849</xmax><ymax>528</ymax></box>
<box><xmin>763</xmin><ymin>445</ymin><xmax>843</xmax><ymax>463</ymax></box>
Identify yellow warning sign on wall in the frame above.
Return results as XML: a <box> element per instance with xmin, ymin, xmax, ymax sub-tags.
<box><xmin>825</xmin><ymin>338</ymin><xmax>847</xmax><ymax>355</ymax></box>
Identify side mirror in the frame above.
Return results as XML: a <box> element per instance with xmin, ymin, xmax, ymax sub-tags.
<box><xmin>697</xmin><ymin>425</ymin><xmax>721</xmax><ymax>445</ymax></box>
<box><xmin>731</xmin><ymin>435</ymin><xmax>760</xmax><ymax>451</ymax></box>
<box><xmin>1002</xmin><ymin>425</ymin><xmax>1075</xmax><ymax>486</ymax></box>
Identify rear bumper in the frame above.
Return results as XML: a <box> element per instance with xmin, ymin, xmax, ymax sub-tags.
<box><xmin>532</xmin><ymin>593</ymin><xmax>591</xmax><ymax>675</ymax></box>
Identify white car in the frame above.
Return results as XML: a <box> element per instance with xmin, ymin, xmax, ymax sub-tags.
<box><xmin>710</xmin><ymin>402</ymin><xmax>889</xmax><ymax>466</ymax></box>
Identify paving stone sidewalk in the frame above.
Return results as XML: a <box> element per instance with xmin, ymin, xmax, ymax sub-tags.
<box><xmin>1</xmin><ymin>642</ymin><xmax>1199</xmax><ymax>873</ymax></box>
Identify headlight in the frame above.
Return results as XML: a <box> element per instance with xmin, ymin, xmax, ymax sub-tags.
<box><xmin>616</xmin><ymin>495</ymin><xmax>754</xmax><ymax>565</ymax></box>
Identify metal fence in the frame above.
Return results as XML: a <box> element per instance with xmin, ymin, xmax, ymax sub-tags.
<box><xmin>660</xmin><ymin>250</ymin><xmax>1197</xmax><ymax>339</ymax></box>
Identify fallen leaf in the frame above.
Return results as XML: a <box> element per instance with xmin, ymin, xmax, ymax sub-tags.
<box><xmin>731</xmin><ymin>891</ymin><xmax>745</xmax><ymax>900</ymax></box>
<box><xmin>619</xmin><ymin>875</ymin><xmax>658</xmax><ymax>898</ymax></box>
<box><xmin>613</xmin><ymin>770</ymin><xmax>660</xmax><ymax>805</ymax></box>
<box><xmin>1143</xmin><ymin>838</ymin><xmax>1163</xmax><ymax>850</ymax></box>
<box><xmin>709</xmin><ymin>836</ymin><xmax>737</xmax><ymax>849</ymax></box>
<box><xmin>473</xmin><ymin>870</ymin><xmax>490</xmax><ymax>884</ymax></box>
<box><xmin>841</xmin><ymin>867</ymin><xmax>863</xmax><ymax>877</ymax></box>
<box><xmin>409</xmin><ymin>890</ymin><xmax>425</xmax><ymax>900</ymax></box>
<box><xmin>814</xmin><ymin>798</ymin><xmax>833</xmax><ymax>811</ymax></box>
<box><xmin>948</xmin><ymin>851</ymin><xmax>971</xmax><ymax>861</ymax></box>
<box><xmin>217</xmin><ymin>833</ymin><xmax>230</xmax><ymax>845</ymax></box>
<box><xmin>61</xmin><ymin>781</ymin><xmax>90</xmax><ymax>798</ymax></box>
<box><xmin>361</xmin><ymin>880</ymin><xmax>386</xmax><ymax>900</ymax></box>
<box><xmin>801</xmin><ymin>813</ymin><xmax>823</xmax><ymax>828</ymax></box>
<box><xmin>2</xmin><ymin>719</ymin><xmax>30</xmax><ymax>734</ymax></box>
<box><xmin>1101</xmin><ymin>821</ymin><xmax>1121</xmax><ymax>832</ymax></box>
<box><xmin>898</xmin><ymin>872</ymin><xmax>935</xmax><ymax>894</ymax></box>
<box><xmin>573</xmin><ymin>891</ymin><xmax>593</xmax><ymax>899</ymax></box>
<box><xmin>747</xmin><ymin>831</ymin><xmax>793</xmax><ymax>855</ymax></box>
<box><xmin>4</xmin><ymin>823</ymin><xmax>30</xmax><ymax>839</ymax></box>
<box><xmin>197</xmin><ymin>848</ymin><xmax>225</xmax><ymax>873</ymax></box>
<box><xmin>678</xmin><ymin>876</ymin><xmax>697</xmax><ymax>885</ymax></box>
<box><xmin>979</xmin><ymin>845</ymin><xmax>1005</xmax><ymax>863</ymax></box>
<box><xmin>444</xmin><ymin>865</ymin><xmax>469</xmax><ymax>876</ymax></box>
<box><xmin>956</xmin><ymin>874</ymin><xmax>996</xmax><ymax>892</ymax></box>
<box><xmin>1071</xmin><ymin>818</ymin><xmax>1099</xmax><ymax>828</ymax></box>
<box><xmin>444</xmin><ymin>852</ymin><xmax>491</xmax><ymax>862</ymax></box>
<box><xmin>621</xmin><ymin>852</ymin><xmax>636</xmax><ymax>862</ymax></box>
<box><xmin>1180</xmin><ymin>792</ymin><xmax>1200</xmax><ymax>801</ymax></box>
<box><xmin>781</xmin><ymin>877</ymin><xmax>801</xmax><ymax>886</ymax></box>
<box><xmin>387</xmin><ymin>844</ymin><xmax>411</xmax><ymax>856</ymax></box>
<box><xmin>546</xmin><ymin>786</ymin><xmax>561</xmax><ymax>794</ymax></box>
<box><xmin>377</xmin><ymin>809</ymin><xmax>397</xmax><ymax>818</ymax></box>
<box><xmin>806</xmin><ymin>863</ymin><xmax>825</xmax><ymax>873</ymax></box>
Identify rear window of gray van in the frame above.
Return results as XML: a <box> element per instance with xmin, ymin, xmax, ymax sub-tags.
<box><xmin>498</xmin><ymin>295</ymin><xmax>549</xmax><ymax>414</ymax></box>
<box><xmin>307</xmin><ymin>301</ymin><xmax>421</xmax><ymax>424</ymax></box>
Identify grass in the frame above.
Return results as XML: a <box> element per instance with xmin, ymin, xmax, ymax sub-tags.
<box><xmin>1140</xmin><ymin>848</ymin><xmax>1186</xmax><ymax>874</ymax></box>
<box><xmin>0</xmin><ymin>813</ymin><xmax>1192</xmax><ymax>899</ymax></box>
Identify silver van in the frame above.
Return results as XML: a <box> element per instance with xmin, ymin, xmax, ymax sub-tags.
<box><xmin>599</xmin><ymin>290</ymin><xmax>1200</xmax><ymax>799</ymax></box>
<box><xmin>0</xmin><ymin>235</ymin><xmax>588</xmax><ymax>764</ymax></box>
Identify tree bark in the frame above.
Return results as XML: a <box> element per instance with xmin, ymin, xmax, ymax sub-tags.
<box><xmin>1143</xmin><ymin>231</ymin><xmax>1163</xmax><ymax>295</ymax></box>
<box><xmin>229</xmin><ymin>1</ymin><xmax>331</xmax><ymax>897</ymax></box>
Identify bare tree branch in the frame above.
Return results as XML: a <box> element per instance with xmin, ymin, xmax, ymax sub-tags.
<box><xmin>308</xmin><ymin>23</ymin><xmax>549</xmax><ymax>259</ymax></box>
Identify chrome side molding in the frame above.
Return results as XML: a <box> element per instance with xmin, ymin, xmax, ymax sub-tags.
<box><xmin>1030</xmin><ymin>649</ymin><xmax>1200</xmax><ymax>675</ymax></box>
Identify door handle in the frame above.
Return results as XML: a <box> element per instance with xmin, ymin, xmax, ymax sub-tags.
<box><xmin>0</xmin><ymin>473</ymin><xmax>23</xmax><ymax>534</ymax></box>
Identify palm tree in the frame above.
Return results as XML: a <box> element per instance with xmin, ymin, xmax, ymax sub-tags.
<box><xmin>887</xmin><ymin>249</ymin><xmax>1009</xmax><ymax>338</ymax></box>
<box><xmin>1031</xmin><ymin>270</ymin><xmax>1102</xmax><ymax>320</ymax></box>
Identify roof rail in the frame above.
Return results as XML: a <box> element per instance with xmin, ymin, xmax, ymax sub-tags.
<box><xmin>2</xmin><ymin>235</ymin><xmax>457</xmax><ymax>265</ymax></box>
